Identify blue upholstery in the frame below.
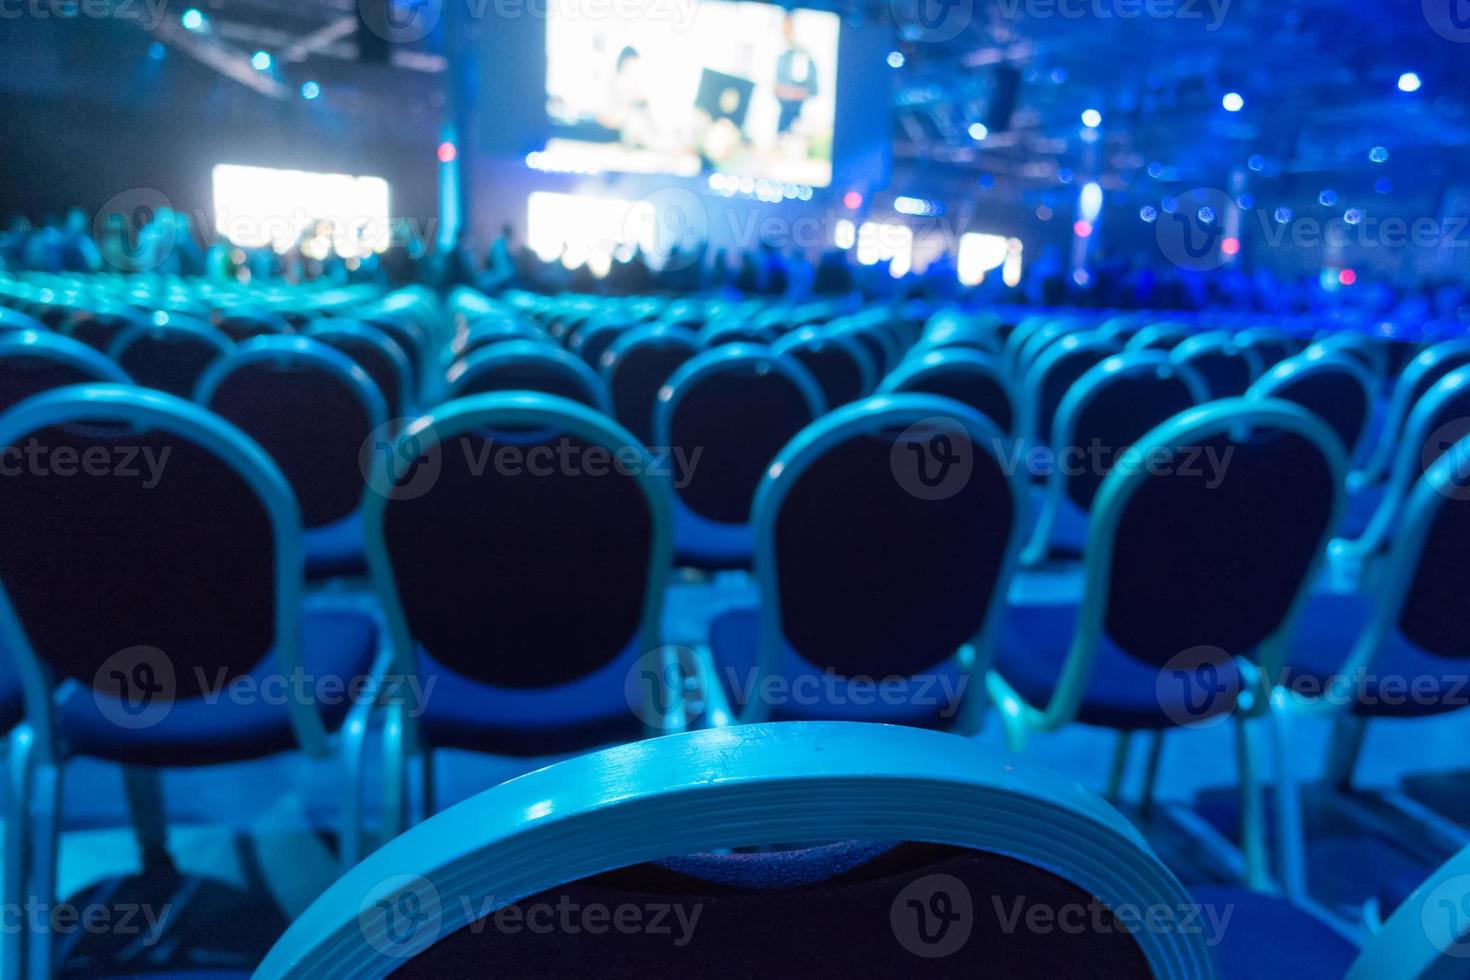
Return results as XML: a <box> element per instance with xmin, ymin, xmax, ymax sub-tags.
<box><xmin>304</xmin><ymin>512</ymin><xmax>368</xmax><ymax>579</ymax></box>
<box><xmin>413</xmin><ymin>640</ymin><xmax>648</xmax><ymax>757</ymax></box>
<box><xmin>1286</xmin><ymin>591</ymin><xmax>1470</xmax><ymax>718</ymax></box>
<box><xmin>53</xmin><ymin>608</ymin><xmax>377</xmax><ymax>766</ymax></box>
<box><xmin>1187</xmin><ymin>886</ymin><xmax>1357</xmax><ymax>979</ymax></box>
<box><xmin>673</xmin><ymin>498</ymin><xmax>755</xmax><ymax>569</ymax></box>
<box><xmin>708</xmin><ymin>606</ymin><xmax>965</xmax><ymax>727</ymax></box>
<box><xmin>996</xmin><ymin>602</ymin><xmax>1241</xmax><ymax>729</ymax></box>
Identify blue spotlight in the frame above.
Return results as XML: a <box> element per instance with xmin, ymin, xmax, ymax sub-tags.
<box><xmin>1397</xmin><ymin>72</ymin><xmax>1421</xmax><ymax>93</ymax></box>
<box><xmin>1081</xmin><ymin>108</ymin><xmax>1102</xmax><ymax>128</ymax></box>
<box><xmin>1222</xmin><ymin>92</ymin><xmax>1244</xmax><ymax>112</ymax></box>
<box><xmin>251</xmin><ymin>51</ymin><xmax>272</xmax><ymax>71</ymax></box>
<box><xmin>300</xmin><ymin>81</ymin><xmax>321</xmax><ymax>101</ymax></box>
<box><xmin>181</xmin><ymin>8</ymin><xmax>205</xmax><ymax>30</ymax></box>
<box><xmin>887</xmin><ymin>51</ymin><xmax>905</xmax><ymax>69</ymax></box>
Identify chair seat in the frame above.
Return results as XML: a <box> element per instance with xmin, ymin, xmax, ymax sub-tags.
<box><xmin>1284</xmin><ymin>591</ymin><xmax>1469</xmax><ymax>717</ymax></box>
<box><xmin>707</xmin><ymin>606</ymin><xmax>966</xmax><ymax>728</ymax></box>
<box><xmin>56</xmin><ymin>608</ymin><xmax>379</xmax><ymax>766</ymax></box>
<box><xmin>1187</xmin><ymin>885</ymin><xmax>1358</xmax><ymax>979</ymax></box>
<box><xmin>415</xmin><ymin>643</ymin><xmax>648</xmax><ymax>757</ymax></box>
<box><xmin>673</xmin><ymin>498</ymin><xmax>753</xmax><ymax>570</ymax></box>
<box><xmin>304</xmin><ymin>511</ymin><xmax>368</xmax><ymax>579</ymax></box>
<box><xmin>996</xmin><ymin>602</ymin><xmax>1240</xmax><ymax>730</ymax></box>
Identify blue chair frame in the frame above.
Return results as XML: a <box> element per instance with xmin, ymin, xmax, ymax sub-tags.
<box><xmin>1356</xmin><ymin>338</ymin><xmax>1470</xmax><ymax>488</ymax></box>
<box><xmin>877</xmin><ymin>347</ymin><xmax>1016</xmax><ymax>433</ymax></box>
<box><xmin>444</xmin><ymin>340</ymin><xmax>613</xmax><ymax>415</ymax></box>
<box><xmin>1018</xmin><ymin>330</ymin><xmax>1120</xmax><ymax>445</ymax></box>
<box><xmin>1169</xmin><ymin>331</ymin><xmax>1265</xmax><ymax>398</ymax></box>
<box><xmin>253</xmin><ymin>722</ymin><xmax>1218</xmax><ymax>979</ymax></box>
<box><xmin>307</xmin><ymin>319</ymin><xmax>418</xmax><ymax>418</ymax></box>
<box><xmin>771</xmin><ymin>326</ymin><xmax>878</xmax><ymax>401</ymax></box>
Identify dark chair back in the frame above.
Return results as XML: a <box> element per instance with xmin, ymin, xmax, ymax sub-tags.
<box><xmin>108</xmin><ymin>314</ymin><xmax>233</xmax><ymax>398</ymax></box>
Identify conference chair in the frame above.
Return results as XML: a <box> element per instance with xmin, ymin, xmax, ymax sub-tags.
<box><xmin>197</xmin><ymin>336</ymin><xmax>388</xmax><ymax>580</ymax></box>
<box><xmin>989</xmin><ymin>399</ymin><xmax>1346</xmax><ymax>894</ymax></box>
<box><xmin>107</xmin><ymin>313</ymin><xmax>234</xmax><ymax>398</ymax></box>
<box><xmin>0</xmin><ymin>307</ymin><xmax>46</xmax><ymax>333</ymax></box>
<box><xmin>831</xmin><ymin>320</ymin><xmax>901</xmax><ymax>377</ymax></box>
<box><xmin>60</xmin><ymin>308</ymin><xmax>148</xmax><ymax>352</ymax></box>
<box><xmin>0</xmin><ymin>329</ymin><xmax>131</xmax><ymax>415</ymax></box>
<box><xmin>653</xmin><ymin>345</ymin><xmax>825</xmax><ymax>570</ymax></box>
<box><xmin>706</xmin><ymin>395</ymin><xmax>1026</xmax><ymax>730</ymax></box>
<box><xmin>215</xmin><ymin>307</ymin><xmax>290</xmax><ymax>342</ymax></box>
<box><xmin>770</xmin><ymin>327</ymin><xmax>875</xmax><ymax>407</ymax></box>
<box><xmin>0</xmin><ymin>385</ymin><xmax>384</xmax><ymax>977</ymax></box>
<box><xmin>360</xmin><ymin>392</ymin><xmax>675</xmax><ymax>834</ymax></box>
<box><xmin>1235</xmin><ymin>327</ymin><xmax>1297</xmax><ymax>369</ymax></box>
<box><xmin>568</xmin><ymin>317</ymin><xmax>631</xmax><ymax>369</ymax></box>
<box><xmin>308</xmin><ymin>320</ymin><xmax>416</xmax><ymax>422</ymax></box>
<box><xmin>1021</xmin><ymin>351</ymin><xmax>1208</xmax><ymax>565</ymax></box>
<box><xmin>1170</xmin><ymin>331</ymin><xmax>1264</xmax><ymax>398</ymax></box>
<box><xmin>455</xmin><ymin>318</ymin><xmax>547</xmax><ymax>360</ymax></box>
<box><xmin>877</xmin><ymin>347</ymin><xmax>1016</xmax><ymax>434</ymax></box>
<box><xmin>1356</xmin><ymin>338</ymin><xmax>1470</xmax><ymax>489</ymax></box>
<box><xmin>599</xmin><ymin>323</ymin><xmax>701</xmax><ymax>447</ymax></box>
<box><xmin>1018</xmin><ymin>330</ymin><xmax>1120</xmax><ymax>448</ymax></box>
<box><xmin>444</xmin><ymin>340</ymin><xmax>612</xmax><ymax>413</ymax></box>
<box><xmin>254</xmin><ymin>722</ymin><xmax>1221</xmax><ymax>979</ymax></box>
<box><xmin>1126</xmin><ymin>321</ymin><xmax>1193</xmax><ymax>352</ymax></box>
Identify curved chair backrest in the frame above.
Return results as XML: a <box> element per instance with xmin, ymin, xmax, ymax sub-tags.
<box><xmin>771</xmin><ymin>327</ymin><xmax>876</xmax><ymax>408</ymax></box>
<box><xmin>832</xmin><ymin>322</ymin><xmax>900</xmax><ymax>378</ymax></box>
<box><xmin>1020</xmin><ymin>332</ymin><xmax>1121</xmax><ymax>445</ymax></box>
<box><xmin>108</xmin><ymin>314</ymin><xmax>234</xmax><ymax>398</ymax></box>
<box><xmin>1234</xmin><ymin>327</ymin><xmax>1296</xmax><ymax>368</ymax></box>
<box><xmin>0</xmin><ymin>306</ymin><xmax>48</xmax><ymax>332</ymax></box>
<box><xmin>918</xmin><ymin>312</ymin><xmax>1003</xmax><ymax>355</ymax></box>
<box><xmin>1248</xmin><ymin>345</ymin><xmax>1376</xmax><ymax>463</ymax></box>
<box><xmin>1125</xmin><ymin>322</ymin><xmax>1193</xmax><ymax>353</ymax></box>
<box><xmin>216</xmin><ymin>308</ymin><xmax>290</xmax><ymax>342</ymax></box>
<box><xmin>255</xmin><ymin>722</ymin><xmax>1216</xmax><ymax>979</ymax></box>
<box><xmin>1013</xmin><ymin>318</ymin><xmax>1086</xmax><ymax>379</ymax></box>
<box><xmin>362</xmin><ymin>393</ymin><xmax>672</xmax><ymax>700</ymax></box>
<box><xmin>744</xmin><ymin>397</ymin><xmax>1026</xmax><ymax>724</ymax></box>
<box><xmin>1170</xmin><ymin>331</ymin><xmax>1263</xmax><ymax>398</ymax></box>
<box><xmin>1314</xmin><ymin>331</ymin><xmax>1388</xmax><ymax>387</ymax></box>
<box><xmin>364</xmin><ymin>314</ymin><xmax>430</xmax><ymax>391</ymax></box>
<box><xmin>0</xmin><ymin>385</ymin><xmax>323</xmax><ymax>754</ymax></box>
<box><xmin>1346</xmin><ymin>842</ymin><xmax>1470</xmax><ymax>979</ymax></box>
<box><xmin>61</xmin><ymin>309</ymin><xmax>147</xmax><ymax>352</ymax></box>
<box><xmin>444</xmin><ymin>340</ymin><xmax>613</xmax><ymax>414</ymax></box>
<box><xmin>458</xmin><ymin>319</ymin><xmax>547</xmax><ymax>360</ymax></box>
<box><xmin>197</xmin><ymin>336</ymin><xmax>387</xmax><ymax>530</ymax></box>
<box><xmin>308</xmin><ymin>320</ymin><xmax>415</xmax><ymax>421</ymax></box>
<box><xmin>700</xmin><ymin>321</ymin><xmax>773</xmax><ymax>349</ymax></box>
<box><xmin>1350</xmin><ymin>364</ymin><xmax>1470</xmax><ymax>555</ymax></box>
<box><xmin>568</xmin><ymin>318</ymin><xmax>629</xmax><ymax>369</ymax></box>
<box><xmin>1003</xmin><ymin>315</ymin><xmax>1068</xmax><ymax>373</ymax></box>
<box><xmin>600</xmin><ymin>324</ymin><xmax>701</xmax><ymax>447</ymax></box>
<box><xmin>1358</xmin><ymin>338</ymin><xmax>1470</xmax><ymax>486</ymax></box>
<box><xmin>1022</xmin><ymin>352</ymin><xmax>1208</xmax><ymax>565</ymax></box>
<box><xmin>0</xmin><ymin>330</ymin><xmax>132</xmax><ymax>415</ymax></box>
<box><xmin>654</xmin><ymin>345</ymin><xmax>826</xmax><ymax>526</ymax></box>
<box><xmin>1037</xmin><ymin>399</ymin><xmax>1346</xmax><ymax>726</ymax></box>
<box><xmin>878</xmin><ymin>348</ymin><xmax>1015</xmax><ymax>434</ymax></box>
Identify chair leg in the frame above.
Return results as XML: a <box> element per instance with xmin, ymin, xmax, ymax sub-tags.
<box><xmin>1139</xmin><ymin>732</ymin><xmax>1166</xmax><ymax>816</ymax></box>
<box><xmin>381</xmin><ymin>705</ymin><xmax>408</xmax><ymax>845</ymax></box>
<box><xmin>121</xmin><ymin>767</ymin><xmax>172</xmax><ymax>878</ymax></box>
<box><xmin>1323</xmin><ymin>713</ymin><xmax>1367</xmax><ymax>792</ymax></box>
<box><xmin>1268</xmin><ymin>698</ymin><xmax>1308</xmax><ymax>902</ymax></box>
<box><xmin>1106</xmin><ymin>732</ymin><xmax>1133</xmax><ymax>803</ymax></box>
<box><xmin>1234</xmin><ymin>715</ymin><xmax>1273</xmax><ymax>892</ymax></box>
<box><xmin>337</xmin><ymin>718</ymin><xmax>368</xmax><ymax>872</ymax></box>
<box><xmin>3</xmin><ymin>731</ymin><xmax>33</xmax><ymax>980</ymax></box>
<box><xmin>419</xmin><ymin>748</ymin><xmax>436</xmax><ymax>822</ymax></box>
<box><xmin>26</xmin><ymin>761</ymin><xmax>60</xmax><ymax>980</ymax></box>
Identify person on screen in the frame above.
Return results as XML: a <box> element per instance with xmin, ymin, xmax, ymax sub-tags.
<box><xmin>600</xmin><ymin>46</ymin><xmax>658</xmax><ymax>149</ymax></box>
<box><xmin>774</xmin><ymin>15</ymin><xmax>819</xmax><ymax>135</ymax></box>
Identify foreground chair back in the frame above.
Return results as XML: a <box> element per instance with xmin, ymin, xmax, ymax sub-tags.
<box><xmin>1248</xmin><ymin>344</ymin><xmax>1376</xmax><ymax>468</ymax></box>
<box><xmin>1022</xmin><ymin>352</ymin><xmax>1207</xmax><ymax>564</ymax></box>
<box><xmin>362</xmin><ymin>393</ymin><xmax>674</xmax><ymax>824</ymax></box>
<box><xmin>654</xmin><ymin>345</ymin><xmax>824</xmax><ymax>569</ymax></box>
<box><xmin>1019</xmin><ymin>331</ymin><xmax>1120</xmax><ymax>446</ymax></box>
<box><xmin>1357</xmin><ymin>338</ymin><xmax>1470</xmax><ymax>487</ymax></box>
<box><xmin>254</xmin><ymin>722</ymin><xmax>1218</xmax><ymax>979</ymax></box>
<box><xmin>1170</xmin><ymin>331</ymin><xmax>1263</xmax><ymax>398</ymax></box>
<box><xmin>308</xmin><ymin>320</ymin><xmax>415</xmax><ymax>421</ymax></box>
<box><xmin>108</xmin><ymin>313</ymin><xmax>233</xmax><ymax>398</ymax></box>
<box><xmin>0</xmin><ymin>330</ymin><xmax>130</xmax><ymax>415</ymax></box>
<box><xmin>771</xmin><ymin>327</ymin><xmax>875</xmax><ymax>408</ymax></box>
<box><xmin>878</xmin><ymin>347</ymin><xmax>1015</xmax><ymax>433</ymax></box>
<box><xmin>709</xmin><ymin>396</ymin><xmax>1025</xmax><ymax>729</ymax></box>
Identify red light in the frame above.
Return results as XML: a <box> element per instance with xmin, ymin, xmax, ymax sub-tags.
<box><xmin>1221</xmin><ymin>237</ymin><xmax>1240</xmax><ymax>255</ymax></box>
<box><xmin>843</xmin><ymin>191</ymin><xmax>862</xmax><ymax>210</ymax></box>
<box><xmin>1073</xmin><ymin>220</ymin><xmax>1093</xmax><ymax>238</ymax></box>
<box><xmin>437</xmin><ymin>142</ymin><xmax>457</xmax><ymax>163</ymax></box>
<box><xmin>1338</xmin><ymin>268</ymin><xmax>1357</xmax><ymax>285</ymax></box>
